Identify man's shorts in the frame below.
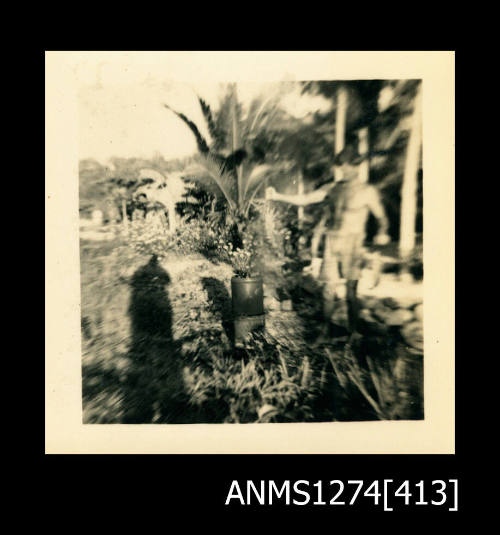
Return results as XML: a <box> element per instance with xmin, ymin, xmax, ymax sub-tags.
<box><xmin>318</xmin><ymin>231</ymin><xmax>365</xmax><ymax>284</ymax></box>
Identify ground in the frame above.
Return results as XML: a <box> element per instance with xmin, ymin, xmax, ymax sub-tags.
<box><xmin>80</xmin><ymin>235</ymin><xmax>423</xmax><ymax>424</ymax></box>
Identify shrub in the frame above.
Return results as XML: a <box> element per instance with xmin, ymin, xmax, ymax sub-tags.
<box><xmin>127</xmin><ymin>211</ymin><xmax>176</xmax><ymax>258</ymax></box>
<box><xmin>182</xmin><ymin>330</ymin><xmax>329</xmax><ymax>423</ymax></box>
<box><xmin>126</xmin><ymin>211</ymin><xmax>233</xmax><ymax>260</ymax></box>
<box><xmin>324</xmin><ymin>339</ymin><xmax>423</xmax><ymax>421</ymax></box>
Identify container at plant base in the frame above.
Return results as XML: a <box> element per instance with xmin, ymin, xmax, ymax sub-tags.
<box><xmin>234</xmin><ymin>314</ymin><xmax>265</xmax><ymax>348</ymax></box>
<box><xmin>231</xmin><ymin>276</ymin><xmax>264</xmax><ymax>317</ymax></box>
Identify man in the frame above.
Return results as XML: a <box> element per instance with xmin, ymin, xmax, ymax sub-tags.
<box><xmin>266</xmin><ymin>145</ymin><xmax>390</xmax><ymax>338</ymax></box>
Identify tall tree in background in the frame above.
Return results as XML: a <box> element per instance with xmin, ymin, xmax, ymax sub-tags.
<box><xmin>372</xmin><ymin>80</ymin><xmax>423</xmax><ymax>252</ymax></box>
<box><xmin>334</xmin><ymin>84</ymin><xmax>348</xmax><ymax>180</ymax></box>
<box><xmin>300</xmin><ymin>80</ymin><xmax>423</xmax><ymax>261</ymax></box>
<box><xmin>308</xmin><ymin>84</ymin><xmax>347</xmax><ymax>256</ymax></box>
<box><xmin>300</xmin><ymin>80</ymin><xmax>383</xmax><ymax>183</ymax></box>
<box><xmin>398</xmin><ymin>82</ymin><xmax>422</xmax><ymax>261</ymax></box>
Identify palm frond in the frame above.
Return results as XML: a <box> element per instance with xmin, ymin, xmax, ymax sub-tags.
<box><xmin>243</xmin><ymin>160</ymin><xmax>295</xmax><ymax>217</ymax></box>
<box><xmin>197</xmin><ymin>96</ymin><xmax>219</xmax><ymax>143</ymax></box>
<box><xmin>243</xmin><ymin>180</ymin><xmax>268</xmax><ymax>217</ymax></box>
<box><xmin>163</xmin><ymin>104</ymin><xmax>210</xmax><ymax>154</ymax></box>
<box><xmin>213</xmin><ymin>91</ymin><xmax>233</xmax><ymax>151</ymax></box>
<box><xmin>184</xmin><ymin>154</ymin><xmax>237</xmax><ymax>211</ymax></box>
<box><xmin>243</xmin><ymin>163</ymin><xmax>286</xmax><ymax>217</ymax></box>
<box><xmin>229</xmin><ymin>85</ymin><xmax>242</xmax><ymax>153</ymax></box>
<box><xmin>245</xmin><ymin>91</ymin><xmax>282</xmax><ymax>140</ymax></box>
<box><xmin>242</xmin><ymin>164</ymin><xmax>272</xmax><ymax>200</ymax></box>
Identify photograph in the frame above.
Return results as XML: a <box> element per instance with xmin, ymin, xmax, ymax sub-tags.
<box><xmin>78</xmin><ymin>71</ymin><xmax>424</xmax><ymax>425</ymax></box>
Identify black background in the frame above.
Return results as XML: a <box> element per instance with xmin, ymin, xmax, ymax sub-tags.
<box><xmin>42</xmin><ymin>454</ymin><xmax>467</xmax><ymax>516</ymax></box>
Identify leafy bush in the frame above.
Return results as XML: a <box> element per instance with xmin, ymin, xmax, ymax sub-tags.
<box><xmin>324</xmin><ymin>338</ymin><xmax>423</xmax><ymax>421</ymax></box>
<box><xmin>182</xmin><ymin>330</ymin><xmax>330</xmax><ymax>423</ymax></box>
<box><xmin>212</xmin><ymin>203</ymin><xmax>293</xmax><ymax>278</ymax></box>
<box><xmin>127</xmin><ymin>211</ymin><xmax>175</xmax><ymax>258</ymax></box>
<box><xmin>127</xmin><ymin>211</ymin><xmax>233</xmax><ymax>260</ymax></box>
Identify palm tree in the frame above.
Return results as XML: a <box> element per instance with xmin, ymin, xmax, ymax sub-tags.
<box><xmin>134</xmin><ymin>168</ymin><xmax>189</xmax><ymax>234</ymax></box>
<box><xmin>108</xmin><ymin>177</ymin><xmax>137</xmax><ymax>234</ymax></box>
<box><xmin>164</xmin><ymin>84</ymin><xmax>293</xmax><ymax>230</ymax></box>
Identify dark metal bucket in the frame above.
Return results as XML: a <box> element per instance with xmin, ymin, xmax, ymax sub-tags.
<box><xmin>231</xmin><ymin>276</ymin><xmax>264</xmax><ymax>317</ymax></box>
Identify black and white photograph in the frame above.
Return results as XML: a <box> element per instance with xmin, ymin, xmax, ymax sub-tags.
<box><xmin>46</xmin><ymin>52</ymin><xmax>453</xmax><ymax>453</ymax></box>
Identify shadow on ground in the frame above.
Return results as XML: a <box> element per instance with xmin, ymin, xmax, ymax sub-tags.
<box><xmin>121</xmin><ymin>255</ymin><xmax>187</xmax><ymax>423</ymax></box>
<box><xmin>201</xmin><ymin>276</ymin><xmax>234</xmax><ymax>346</ymax></box>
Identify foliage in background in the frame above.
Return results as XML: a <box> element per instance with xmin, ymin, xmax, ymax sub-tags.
<box><xmin>127</xmin><ymin>211</ymin><xmax>232</xmax><ymax>260</ymax></box>
<box><xmin>175</xmin><ymin>182</ymin><xmax>218</xmax><ymax>222</ymax></box>
<box><xmin>79</xmin><ymin>154</ymin><xmax>196</xmax><ymax>220</ymax></box>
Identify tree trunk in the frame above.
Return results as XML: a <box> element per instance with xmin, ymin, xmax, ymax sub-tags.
<box><xmin>335</xmin><ymin>85</ymin><xmax>348</xmax><ymax>181</ymax></box>
<box><xmin>231</xmin><ymin>84</ymin><xmax>243</xmax><ymax>210</ymax></box>
<box><xmin>399</xmin><ymin>84</ymin><xmax>422</xmax><ymax>261</ymax></box>
<box><xmin>167</xmin><ymin>196</ymin><xmax>177</xmax><ymax>234</ymax></box>
<box><xmin>154</xmin><ymin>187</ymin><xmax>177</xmax><ymax>234</ymax></box>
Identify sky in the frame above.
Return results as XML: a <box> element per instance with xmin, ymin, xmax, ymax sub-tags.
<box><xmin>79</xmin><ymin>78</ymin><xmax>220</xmax><ymax>163</ymax></box>
<box><xmin>77</xmin><ymin>58</ymin><xmax>331</xmax><ymax>164</ymax></box>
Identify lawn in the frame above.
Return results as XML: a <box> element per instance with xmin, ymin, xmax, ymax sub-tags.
<box><xmin>80</xmin><ymin>235</ymin><xmax>423</xmax><ymax>424</ymax></box>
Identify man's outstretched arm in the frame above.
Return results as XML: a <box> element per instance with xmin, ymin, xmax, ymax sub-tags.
<box><xmin>266</xmin><ymin>184</ymin><xmax>332</xmax><ymax>206</ymax></box>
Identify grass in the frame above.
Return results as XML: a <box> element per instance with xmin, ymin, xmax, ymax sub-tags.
<box><xmin>80</xmin><ymin>234</ymin><xmax>423</xmax><ymax>424</ymax></box>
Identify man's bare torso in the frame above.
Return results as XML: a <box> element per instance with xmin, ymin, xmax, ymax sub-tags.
<box><xmin>325</xmin><ymin>180</ymin><xmax>374</xmax><ymax>236</ymax></box>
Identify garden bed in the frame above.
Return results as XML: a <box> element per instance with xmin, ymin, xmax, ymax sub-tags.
<box><xmin>80</xmin><ymin>238</ymin><xmax>423</xmax><ymax>424</ymax></box>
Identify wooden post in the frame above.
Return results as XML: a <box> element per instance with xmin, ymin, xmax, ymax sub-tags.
<box><xmin>335</xmin><ymin>85</ymin><xmax>348</xmax><ymax>181</ymax></box>
<box><xmin>399</xmin><ymin>84</ymin><xmax>422</xmax><ymax>261</ymax></box>
<box><xmin>264</xmin><ymin>175</ymin><xmax>273</xmax><ymax>241</ymax></box>
<box><xmin>121</xmin><ymin>198</ymin><xmax>128</xmax><ymax>234</ymax></box>
<box><xmin>357</xmin><ymin>127</ymin><xmax>369</xmax><ymax>183</ymax></box>
<box><xmin>297</xmin><ymin>169</ymin><xmax>305</xmax><ymax>253</ymax></box>
<box><xmin>297</xmin><ymin>170</ymin><xmax>304</xmax><ymax>228</ymax></box>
